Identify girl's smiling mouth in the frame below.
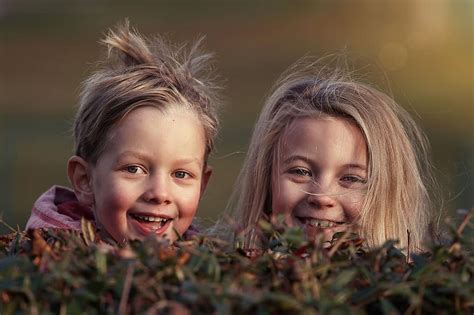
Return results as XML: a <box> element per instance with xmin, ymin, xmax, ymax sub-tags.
<box><xmin>296</xmin><ymin>217</ymin><xmax>350</xmax><ymax>242</ymax></box>
<box><xmin>296</xmin><ymin>217</ymin><xmax>344</xmax><ymax>228</ymax></box>
<box><xmin>128</xmin><ymin>212</ymin><xmax>173</xmax><ymax>237</ymax></box>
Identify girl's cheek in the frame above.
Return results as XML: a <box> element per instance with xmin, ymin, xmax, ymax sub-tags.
<box><xmin>344</xmin><ymin>191</ymin><xmax>366</xmax><ymax>220</ymax></box>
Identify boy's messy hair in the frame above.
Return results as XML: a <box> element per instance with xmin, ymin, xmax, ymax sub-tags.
<box><xmin>227</xmin><ymin>56</ymin><xmax>438</xmax><ymax>253</ymax></box>
<box><xmin>73</xmin><ymin>21</ymin><xmax>220</xmax><ymax>164</ymax></box>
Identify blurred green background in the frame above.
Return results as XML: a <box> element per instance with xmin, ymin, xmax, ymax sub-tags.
<box><xmin>0</xmin><ymin>0</ymin><xmax>472</xmax><ymax>234</ymax></box>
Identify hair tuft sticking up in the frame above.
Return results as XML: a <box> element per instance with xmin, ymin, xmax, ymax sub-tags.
<box><xmin>102</xmin><ymin>20</ymin><xmax>155</xmax><ymax>67</ymax></box>
<box><xmin>73</xmin><ymin>21</ymin><xmax>220</xmax><ymax>164</ymax></box>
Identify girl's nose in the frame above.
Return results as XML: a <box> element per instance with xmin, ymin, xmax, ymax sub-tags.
<box><xmin>142</xmin><ymin>175</ymin><xmax>171</xmax><ymax>204</ymax></box>
<box><xmin>306</xmin><ymin>180</ymin><xmax>337</xmax><ymax>209</ymax></box>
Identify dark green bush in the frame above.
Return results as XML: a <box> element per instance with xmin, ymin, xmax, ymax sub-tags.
<box><xmin>0</xmin><ymin>210</ymin><xmax>472</xmax><ymax>314</ymax></box>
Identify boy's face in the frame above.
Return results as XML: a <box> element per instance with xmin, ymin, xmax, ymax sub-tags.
<box><xmin>271</xmin><ymin>116</ymin><xmax>367</xmax><ymax>242</ymax></box>
<box><xmin>87</xmin><ymin>106</ymin><xmax>210</xmax><ymax>243</ymax></box>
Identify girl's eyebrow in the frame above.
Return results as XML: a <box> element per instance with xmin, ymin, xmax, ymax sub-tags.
<box><xmin>283</xmin><ymin>155</ymin><xmax>312</xmax><ymax>165</ymax></box>
<box><xmin>283</xmin><ymin>155</ymin><xmax>367</xmax><ymax>171</ymax></box>
<box><xmin>344</xmin><ymin>164</ymin><xmax>367</xmax><ymax>171</ymax></box>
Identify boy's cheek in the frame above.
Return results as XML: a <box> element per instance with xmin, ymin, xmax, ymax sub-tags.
<box><xmin>174</xmin><ymin>212</ymin><xmax>196</xmax><ymax>236</ymax></box>
<box><xmin>96</xmin><ymin>179</ymin><xmax>133</xmax><ymax>208</ymax></box>
<box><xmin>179</xmin><ymin>193</ymin><xmax>201</xmax><ymax>217</ymax></box>
<box><xmin>174</xmin><ymin>192</ymin><xmax>201</xmax><ymax>233</ymax></box>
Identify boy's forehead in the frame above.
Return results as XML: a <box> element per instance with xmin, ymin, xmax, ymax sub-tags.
<box><xmin>107</xmin><ymin>105</ymin><xmax>199</xmax><ymax>138</ymax></box>
<box><xmin>101</xmin><ymin>105</ymin><xmax>206</xmax><ymax>157</ymax></box>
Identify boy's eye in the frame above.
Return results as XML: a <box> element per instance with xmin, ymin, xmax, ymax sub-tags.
<box><xmin>174</xmin><ymin>170</ymin><xmax>190</xmax><ymax>179</ymax></box>
<box><xmin>126</xmin><ymin>165</ymin><xmax>145</xmax><ymax>174</ymax></box>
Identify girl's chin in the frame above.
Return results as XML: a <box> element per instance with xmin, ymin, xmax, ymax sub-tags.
<box><xmin>303</xmin><ymin>224</ymin><xmax>347</xmax><ymax>243</ymax></box>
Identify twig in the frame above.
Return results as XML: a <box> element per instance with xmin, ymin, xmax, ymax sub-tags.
<box><xmin>456</xmin><ymin>208</ymin><xmax>473</xmax><ymax>236</ymax></box>
<box><xmin>449</xmin><ymin>208</ymin><xmax>473</xmax><ymax>254</ymax></box>
<box><xmin>146</xmin><ymin>300</ymin><xmax>190</xmax><ymax>315</ymax></box>
<box><xmin>406</xmin><ymin>229</ymin><xmax>411</xmax><ymax>264</ymax></box>
<box><xmin>328</xmin><ymin>230</ymin><xmax>352</xmax><ymax>257</ymax></box>
<box><xmin>0</xmin><ymin>216</ymin><xmax>18</xmax><ymax>233</ymax></box>
<box><xmin>119</xmin><ymin>263</ymin><xmax>135</xmax><ymax>315</ymax></box>
<box><xmin>59</xmin><ymin>302</ymin><xmax>66</xmax><ymax>315</ymax></box>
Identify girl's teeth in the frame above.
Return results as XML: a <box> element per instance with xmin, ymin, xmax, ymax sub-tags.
<box><xmin>305</xmin><ymin>219</ymin><xmax>337</xmax><ymax>228</ymax></box>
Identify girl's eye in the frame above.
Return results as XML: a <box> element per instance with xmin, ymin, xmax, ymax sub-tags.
<box><xmin>289</xmin><ymin>168</ymin><xmax>312</xmax><ymax>177</ymax></box>
<box><xmin>126</xmin><ymin>165</ymin><xmax>145</xmax><ymax>174</ymax></box>
<box><xmin>174</xmin><ymin>170</ymin><xmax>190</xmax><ymax>179</ymax></box>
<box><xmin>340</xmin><ymin>175</ymin><xmax>366</xmax><ymax>186</ymax></box>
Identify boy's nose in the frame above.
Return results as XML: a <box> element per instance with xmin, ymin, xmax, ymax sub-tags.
<box><xmin>142</xmin><ymin>175</ymin><xmax>171</xmax><ymax>204</ymax></box>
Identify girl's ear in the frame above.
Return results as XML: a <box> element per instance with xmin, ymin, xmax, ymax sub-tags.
<box><xmin>67</xmin><ymin>155</ymin><xmax>94</xmax><ymax>206</ymax></box>
<box><xmin>200</xmin><ymin>166</ymin><xmax>213</xmax><ymax>198</ymax></box>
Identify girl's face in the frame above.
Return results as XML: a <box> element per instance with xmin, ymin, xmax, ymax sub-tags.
<box><xmin>271</xmin><ymin>116</ymin><xmax>368</xmax><ymax>241</ymax></box>
<box><xmin>88</xmin><ymin>106</ymin><xmax>210</xmax><ymax>243</ymax></box>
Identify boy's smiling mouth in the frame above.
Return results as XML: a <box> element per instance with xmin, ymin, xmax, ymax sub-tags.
<box><xmin>130</xmin><ymin>213</ymin><xmax>169</xmax><ymax>223</ymax></box>
<box><xmin>128</xmin><ymin>212</ymin><xmax>173</xmax><ymax>237</ymax></box>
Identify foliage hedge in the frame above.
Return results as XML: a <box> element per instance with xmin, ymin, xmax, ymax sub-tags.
<box><xmin>0</xmin><ymin>210</ymin><xmax>472</xmax><ymax>314</ymax></box>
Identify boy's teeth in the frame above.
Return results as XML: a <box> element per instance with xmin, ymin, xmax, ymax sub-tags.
<box><xmin>132</xmin><ymin>214</ymin><xmax>169</xmax><ymax>223</ymax></box>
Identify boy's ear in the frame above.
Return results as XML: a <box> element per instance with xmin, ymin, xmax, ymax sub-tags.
<box><xmin>67</xmin><ymin>155</ymin><xmax>94</xmax><ymax>206</ymax></box>
<box><xmin>200</xmin><ymin>166</ymin><xmax>213</xmax><ymax>198</ymax></box>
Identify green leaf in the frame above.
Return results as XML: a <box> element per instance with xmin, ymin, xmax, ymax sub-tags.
<box><xmin>331</xmin><ymin>269</ymin><xmax>357</xmax><ymax>290</ymax></box>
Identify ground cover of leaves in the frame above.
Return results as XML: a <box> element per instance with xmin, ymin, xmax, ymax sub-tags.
<box><xmin>0</xmin><ymin>211</ymin><xmax>472</xmax><ymax>315</ymax></box>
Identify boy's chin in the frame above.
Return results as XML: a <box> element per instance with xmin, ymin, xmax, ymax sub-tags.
<box><xmin>128</xmin><ymin>228</ymin><xmax>178</xmax><ymax>243</ymax></box>
<box><xmin>97</xmin><ymin>225</ymin><xmax>179</xmax><ymax>246</ymax></box>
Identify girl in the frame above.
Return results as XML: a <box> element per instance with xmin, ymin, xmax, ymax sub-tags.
<box><xmin>26</xmin><ymin>22</ymin><xmax>220</xmax><ymax>244</ymax></box>
<box><xmin>228</xmin><ymin>59</ymin><xmax>437</xmax><ymax>253</ymax></box>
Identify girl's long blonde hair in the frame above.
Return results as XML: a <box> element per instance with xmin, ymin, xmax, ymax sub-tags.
<box><xmin>226</xmin><ymin>58</ymin><xmax>437</xmax><ymax>252</ymax></box>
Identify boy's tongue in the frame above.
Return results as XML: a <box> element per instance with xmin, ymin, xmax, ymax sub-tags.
<box><xmin>129</xmin><ymin>213</ymin><xmax>172</xmax><ymax>236</ymax></box>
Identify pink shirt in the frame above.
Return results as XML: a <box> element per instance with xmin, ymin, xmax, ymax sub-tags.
<box><xmin>26</xmin><ymin>185</ymin><xmax>94</xmax><ymax>231</ymax></box>
<box><xmin>26</xmin><ymin>185</ymin><xmax>199</xmax><ymax>239</ymax></box>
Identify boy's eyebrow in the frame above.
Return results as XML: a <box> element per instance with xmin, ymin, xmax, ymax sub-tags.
<box><xmin>116</xmin><ymin>151</ymin><xmax>203</xmax><ymax>167</ymax></box>
<box><xmin>174</xmin><ymin>157</ymin><xmax>203</xmax><ymax>168</ymax></box>
<box><xmin>116</xmin><ymin>151</ymin><xmax>149</xmax><ymax>161</ymax></box>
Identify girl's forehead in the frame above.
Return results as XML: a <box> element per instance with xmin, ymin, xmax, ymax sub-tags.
<box><xmin>277</xmin><ymin>116</ymin><xmax>367</xmax><ymax>160</ymax></box>
<box><xmin>283</xmin><ymin>115</ymin><xmax>358</xmax><ymax>137</ymax></box>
